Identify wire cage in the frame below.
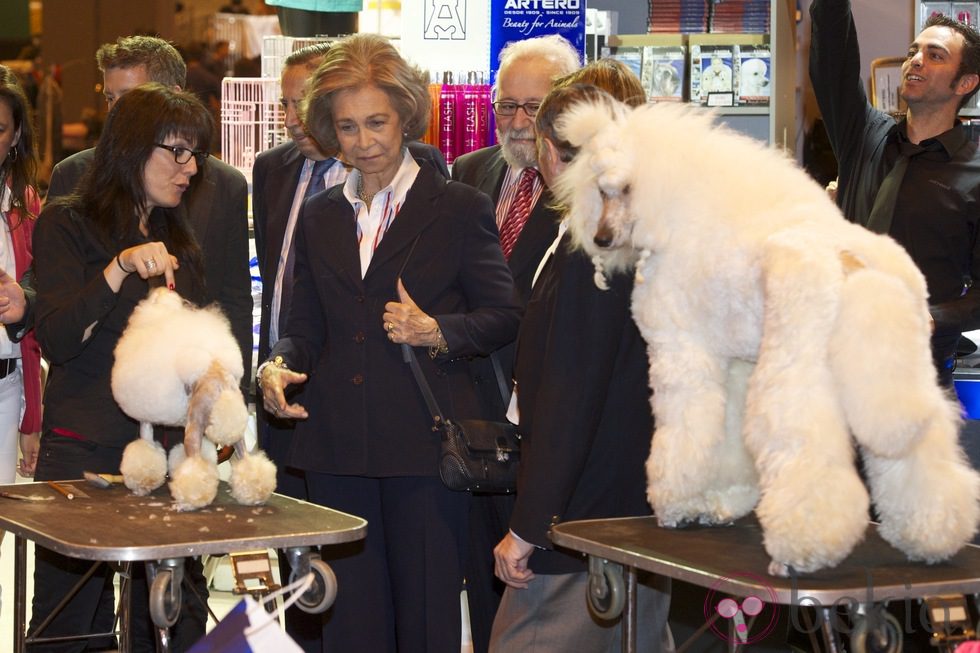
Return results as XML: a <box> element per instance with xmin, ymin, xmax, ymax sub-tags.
<box><xmin>220</xmin><ymin>77</ymin><xmax>284</xmax><ymax>183</ymax></box>
<box><xmin>260</xmin><ymin>35</ymin><xmax>334</xmax><ymax>79</ymax></box>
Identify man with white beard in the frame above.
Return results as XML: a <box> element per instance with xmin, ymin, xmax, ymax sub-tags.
<box><xmin>450</xmin><ymin>33</ymin><xmax>580</xmax><ymax>653</ymax></box>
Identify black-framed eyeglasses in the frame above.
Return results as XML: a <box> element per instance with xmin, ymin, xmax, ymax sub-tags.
<box><xmin>155</xmin><ymin>143</ymin><xmax>210</xmax><ymax>166</ymax></box>
<box><xmin>491</xmin><ymin>101</ymin><xmax>541</xmax><ymax>117</ymax></box>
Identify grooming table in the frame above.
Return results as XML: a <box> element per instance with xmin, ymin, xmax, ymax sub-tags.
<box><xmin>551</xmin><ymin>516</ymin><xmax>980</xmax><ymax>653</ymax></box>
<box><xmin>0</xmin><ymin>481</ymin><xmax>366</xmax><ymax>653</ymax></box>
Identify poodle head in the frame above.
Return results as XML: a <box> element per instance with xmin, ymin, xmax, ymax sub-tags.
<box><xmin>555</xmin><ymin>98</ymin><xmax>640</xmax><ymax>276</ymax></box>
<box><xmin>740</xmin><ymin>58</ymin><xmax>769</xmax><ymax>95</ymax></box>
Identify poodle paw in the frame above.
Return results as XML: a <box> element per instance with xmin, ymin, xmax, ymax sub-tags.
<box><xmin>229</xmin><ymin>451</ymin><xmax>277</xmax><ymax>505</ymax></box>
<box><xmin>120</xmin><ymin>438</ymin><xmax>168</xmax><ymax>496</ymax></box>
<box><xmin>767</xmin><ymin>560</ymin><xmax>791</xmax><ymax>577</ymax></box>
<box><xmin>169</xmin><ymin>455</ymin><xmax>219</xmax><ymax>511</ymax></box>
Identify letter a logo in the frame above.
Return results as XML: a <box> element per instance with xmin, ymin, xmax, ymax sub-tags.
<box><xmin>425</xmin><ymin>0</ymin><xmax>466</xmax><ymax>40</ymax></box>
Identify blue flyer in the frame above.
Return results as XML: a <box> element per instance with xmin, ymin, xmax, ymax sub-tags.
<box><xmin>489</xmin><ymin>0</ymin><xmax>586</xmax><ymax>83</ymax></box>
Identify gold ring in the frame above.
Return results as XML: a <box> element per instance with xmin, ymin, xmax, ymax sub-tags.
<box><xmin>388</xmin><ymin>330</ymin><xmax>395</xmax><ymax>341</ymax></box>
<box><xmin>386</xmin><ymin>321</ymin><xmax>394</xmax><ymax>332</ymax></box>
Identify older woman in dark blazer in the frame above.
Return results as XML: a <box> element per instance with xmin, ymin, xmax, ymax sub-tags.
<box><xmin>258</xmin><ymin>33</ymin><xmax>521</xmax><ymax>653</ymax></box>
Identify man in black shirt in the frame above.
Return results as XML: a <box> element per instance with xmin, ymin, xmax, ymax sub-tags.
<box><xmin>810</xmin><ymin>0</ymin><xmax>980</xmax><ymax>385</ymax></box>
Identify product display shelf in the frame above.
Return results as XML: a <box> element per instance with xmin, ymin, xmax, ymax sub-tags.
<box><xmin>608</xmin><ymin>0</ymin><xmax>796</xmax><ymax>152</ymax></box>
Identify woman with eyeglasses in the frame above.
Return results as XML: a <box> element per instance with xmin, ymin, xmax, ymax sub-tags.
<box><xmin>29</xmin><ymin>83</ymin><xmax>211</xmax><ymax>650</ymax></box>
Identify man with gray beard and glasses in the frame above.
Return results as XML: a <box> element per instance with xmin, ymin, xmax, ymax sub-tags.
<box><xmin>450</xmin><ymin>33</ymin><xmax>580</xmax><ymax>653</ymax></box>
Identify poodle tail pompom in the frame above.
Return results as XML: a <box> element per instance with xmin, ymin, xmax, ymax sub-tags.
<box><xmin>205</xmin><ymin>389</ymin><xmax>249</xmax><ymax>447</ymax></box>
<box><xmin>120</xmin><ymin>438</ymin><xmax>168</xmax><ymax>496</ymax></box>
<box><xmin>229</xmin><ymin>451</ymin><xmax>277</xmax><ymax>505</ymax></box>
<box><xmin>169</xmin><ymin>455</ymin><xmax>220</xmax><ymax>511</ymax></box>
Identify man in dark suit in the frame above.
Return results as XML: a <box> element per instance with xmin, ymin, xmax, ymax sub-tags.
<box><xmin>47</xmin><ymin>35</ymin><xmax>252</xmax><ymax>391</ymax></box>
<box><xmin>450</xmin><ymin>34</ymin><xmax>580</xmax><ymax>653</ymax></box>
<box><xmin>251</xmin><ymin>41</ymin><xmax>448</xmax><ymax>651</ymax></box>
<box><xmin>44</xmin><ymin>35</ymin><xmax>250</xmax><ymax>652</ymax></box>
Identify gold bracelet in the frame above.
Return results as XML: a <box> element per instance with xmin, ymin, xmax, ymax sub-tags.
<box><xmin>256</xmin><ymin>355</ymin><xmax>289</xmax><ymax>389</ymax></box>
<box><xmin>428</xmin><ymin>327</ymin><xmax>449</xmax><ymax>359</ymax></box>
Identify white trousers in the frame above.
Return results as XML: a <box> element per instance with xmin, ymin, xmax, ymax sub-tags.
<box><xmin>0</xmin><ymin>366</ymin><xmax>23</xmax><ymax>484</ymax></box>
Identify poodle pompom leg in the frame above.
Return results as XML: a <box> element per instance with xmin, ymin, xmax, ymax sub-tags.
<box><xmin>169</xmin><ymin>455</ymin><xmax>219</xmax><ymax>511</ymax></box>
<box><xmin>747</xmin><ymin>365</ymin><xmax>869</xmax><ymax>573</ymax></box>
<box><xmin>830</xmin><ymin>269</ymin><xmax>942</xmax><ymax>458</ymax></box>
<box><xmin>865</xmin><ymin>415</ymin><xmax>980</xmax><ymax>562</ymax></box>
<box><xmin>229</xmin><ymin>450</ymin><xmax>277</xmax><ymax>505</ymax></box>
<box><xmin>643</xmin><ymin>342</ymin><xmax>753</xmax><ymax>526</ymax></box>
<box><xmin>120</xmin><ymin>437</ymin><xmax>168</xmax><ymax>496</ymax></box>
<box><xmin>747</xmin><ymin>240</ymin><xmax>869</xmax><ymax>573</ymax></box>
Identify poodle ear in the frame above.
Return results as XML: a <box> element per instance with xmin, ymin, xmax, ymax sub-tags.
<box><xmin>555</xmin><ymin>98</ymin><xmax>628</xmax><ymax>150</ymax></box>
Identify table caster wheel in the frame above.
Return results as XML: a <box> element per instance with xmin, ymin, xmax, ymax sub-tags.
<box><xmin>850</xmin><ymin>610</ymin><xmax>902</xmax><ymax>653</ymax></box>
<box><xmin>291</xmin><ymin>558</ymin><xmax>337</xmax><ymax>614</ymax></box>
<box><xmin>587</xmin><ymin>557</ymin><xmax>625</xmax><ymax>621</ymax></box>
<box><xmin>149</xmin><ymin>569</ymin><xmax>181</xmax><ymax>628</ymax></box>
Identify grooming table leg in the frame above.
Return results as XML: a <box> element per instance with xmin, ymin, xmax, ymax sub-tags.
<box><xmin>14</xmin><ymin>536</ymin><xmax>26</xmax><ymax>653</ymax></box>
<box><xmin>623</xmin><ymin>566</ymin><xmax>637</xmax><ymax>653</ymax></box>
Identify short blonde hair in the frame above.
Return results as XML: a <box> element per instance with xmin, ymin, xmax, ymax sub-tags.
<box><xmin>536</xmin><ymin>59</ymin><xmax>646</xmax><ymax>163</ymax></box>
<box><xmin>303</xmin><ymin>33</ymin><xmax>430</xmax><ymax>153</ymax></box>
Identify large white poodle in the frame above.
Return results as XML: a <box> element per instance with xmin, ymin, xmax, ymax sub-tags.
<box><xmin>112</xmin><ymin>288</ymin><xmax>276</xmax><ymax>511</ymax></box>
<box><xmin>555</xmin><ymin>99</ymin><xmax>980</xmax><ymax>574</ymax></box>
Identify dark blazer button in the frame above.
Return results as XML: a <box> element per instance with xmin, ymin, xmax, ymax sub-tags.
<box><xmin>355</xmin><ymin>295</ymin><xmax>365</xmax><ymax>303</ymax></box>
<box><xmin>352</xmin><ymin>374</ymin><xmax>364</xmax><ymax>385</ymax></box>
<box><xmin>354</xmin><ymin>331</ymin><xmax>365</xmax><ymax>343</ymax></box>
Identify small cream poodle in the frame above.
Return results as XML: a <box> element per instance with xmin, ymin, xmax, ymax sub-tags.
<box><xmin>556</xmin><ymin>98</ymin><xmax>980</xmax><ymax>575</ymax></box>
<box><xmin>112</xmin><ymin>288</ymin><xmax>276</xmax><ymax>511</ymax></box>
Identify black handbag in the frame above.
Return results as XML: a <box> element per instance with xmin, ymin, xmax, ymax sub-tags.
<box><xmin>402</xmin><ymin>344</ymin><xmax>520</xmax><ymax>493</ymax></box>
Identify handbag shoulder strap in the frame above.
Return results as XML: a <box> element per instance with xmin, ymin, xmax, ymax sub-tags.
<box><xmin>490</xmin><ymin>352</ymin><xmax>511</xmax><ymax>405</ymax></box>
<box><xmin>397</xmin><ymin>232</ymin><xmax>447</xmax><ymax>426</ymax></box>
<box><xmin>403</xmin><ymin>344</ymin><xmax>445</xmax><ymax>426</ymax></box>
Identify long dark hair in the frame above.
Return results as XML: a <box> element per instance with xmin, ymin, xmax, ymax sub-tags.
<box><xmin>72</xmin><ymin>83</ymin><xmax>210</xmax><ymax>281</ymax></box>
<box><xmin>0</xmin><ymin>65</ymin><xmax>38</xmax><ymax>225</ymax></box>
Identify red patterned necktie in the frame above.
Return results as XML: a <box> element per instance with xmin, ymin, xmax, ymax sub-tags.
<box><xmin>499</xmin><ymin>168</ymin><xmax>538</xmax><ymax>260</ymax></box>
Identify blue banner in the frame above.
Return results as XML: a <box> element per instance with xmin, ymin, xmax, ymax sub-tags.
<box><xmin>489</xmin><ymin>0</ymin><xmax>586</xmax><ymax>84</ymax></box>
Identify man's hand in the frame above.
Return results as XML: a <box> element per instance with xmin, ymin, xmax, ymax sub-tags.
<box><xmin>493</xmin><ymin>531</ymin><xmax>536</xmax><ymax>589</ymax></box>
<box><xmin>0</xmin><ymin>268</ymin><xmax>26</xmax><ymax>325</ymax></box>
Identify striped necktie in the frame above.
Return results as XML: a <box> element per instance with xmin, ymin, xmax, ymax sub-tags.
<box><xmin>499</xmin><ymin>168</ymin><xmax>538</xmax><ymax>260</ymax></box>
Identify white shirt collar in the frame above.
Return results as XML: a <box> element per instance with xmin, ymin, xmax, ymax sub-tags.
<box><xmin>342</xmin><ymin>148</ymin><xmax>420</xmax><ymax>209</ymax></box>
